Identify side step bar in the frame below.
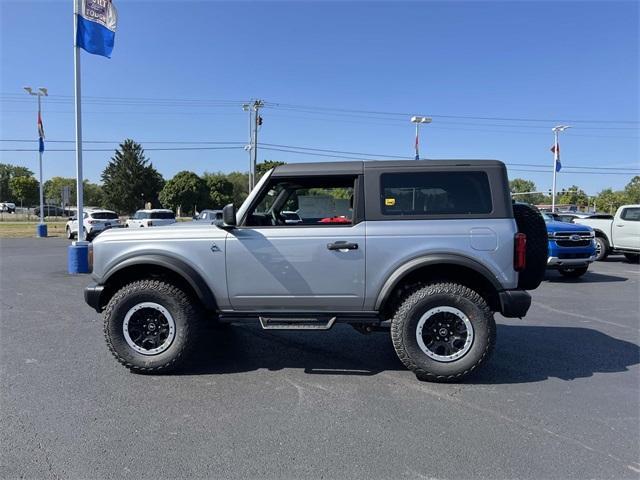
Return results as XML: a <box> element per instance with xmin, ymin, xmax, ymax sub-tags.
<box><xmin>258</xmin><ymin>316</ymin><xmax>337</xmax><ymax>330</ymax></box>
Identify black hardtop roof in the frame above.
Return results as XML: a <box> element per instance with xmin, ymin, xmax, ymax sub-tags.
<box><xmin>271</xmin><ymin>159</ymin><xmax>506</xmax><ymax>177</ymax></box>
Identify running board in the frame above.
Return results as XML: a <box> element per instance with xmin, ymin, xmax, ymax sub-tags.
<box><xmin>258</xmin><ymin>316</ymin><xmax>337</xmax><ymax>330</ymax></box>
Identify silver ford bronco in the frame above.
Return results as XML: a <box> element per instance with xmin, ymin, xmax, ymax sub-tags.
<box><xmin>85</xmin><ymin>160</ymin><xmax>547</xmax><ymax>382</ymax></box>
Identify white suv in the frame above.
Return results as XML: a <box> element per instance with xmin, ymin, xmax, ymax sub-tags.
<box><xmin>66</xmin><ymin>209</ymin><xmax>121</xmax><ymax>240</ymax></box>
<box><xmin>126</xmin><ymin>209</ymin><xmax>176</xmax><ymax>228</ymax></box>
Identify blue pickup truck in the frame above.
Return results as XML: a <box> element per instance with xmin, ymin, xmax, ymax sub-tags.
<box><xmin>542</xmin><ymin>213</ymin><xmax>596</xmax><ymax>277</ymax></box>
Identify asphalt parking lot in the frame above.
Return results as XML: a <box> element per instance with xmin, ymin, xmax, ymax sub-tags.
<box><xmin>1</xmin><ymin>237</ymin><xmax>639</xmax><ymax>480</ymax></box>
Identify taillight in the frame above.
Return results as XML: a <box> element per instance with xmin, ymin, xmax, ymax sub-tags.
<box><xmin>514</xmin><ymin>233</ymin><xmax>527</xmax><ymax>271</ymax></box>
<box><xmin>88</xmin><ymin>220</ymin><xmax>98</xmax><ymax>224</ymax></box>
<box><xmin>147</xmin><ymin>221</ymin><xmax>153</xmax><ymax>227</ymax></box>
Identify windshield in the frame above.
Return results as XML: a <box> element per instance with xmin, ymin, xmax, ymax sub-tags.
<box><xmin>541</xmin><ymin>213</ymin><xmax>555</xmax><ymax>222</ymax></box>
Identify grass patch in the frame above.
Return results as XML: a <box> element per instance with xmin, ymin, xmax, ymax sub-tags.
<box><xmin>0</xmin><ymin>222</ymin><xmax>67</xmax><ymax>238</ymax></box>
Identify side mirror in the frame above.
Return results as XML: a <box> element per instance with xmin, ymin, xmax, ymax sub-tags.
<box><xmin>222</xmin><ymin>204</ymin><xmax>237</xmax><ymax>227</ymax></box>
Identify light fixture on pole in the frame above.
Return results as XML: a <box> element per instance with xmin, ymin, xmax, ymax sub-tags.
<box><xmin>24</xmin><ymin>86</ymin><xmax>48</xmax><ymax>237</ymax></box>
<box><xmin>550</xmin><ymin>125</ymin><xmax>571</xmax><ymax>212</ymax></box>
<box><xmin>410</xmin><ymin>116</ymin><xmax>432</xmax><ymax>160</ymax></box>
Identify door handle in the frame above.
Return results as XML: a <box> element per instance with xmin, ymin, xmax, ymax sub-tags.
<box><xmin>615</xmin><ymin>224</ymin><xmax>624</xmax><ymax>227</ymax></box>
<box><xmin>327</xmin><ymin>241</ymin><xmax>358</xmax><ymax>251</ymax></box>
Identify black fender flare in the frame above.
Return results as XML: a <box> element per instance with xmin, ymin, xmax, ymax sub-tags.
<box><xmin>102</xmin><ymin>254</ymin><xmax>217</xmax><ymax>310</ymax></box>
<box><xmin>374</xmin><ymin>254</ymin><xmax>503</xmax><ymax>310</ymax></box>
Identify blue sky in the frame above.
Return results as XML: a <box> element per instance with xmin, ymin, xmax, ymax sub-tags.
<box><xmin>1</xmin><ymin>0</ymin><xmax>638</xmax><ymax>195</ymax></box>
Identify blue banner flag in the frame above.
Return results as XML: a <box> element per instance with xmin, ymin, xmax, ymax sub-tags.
<box><xmin>76</xmin><ymin>0</ymin><xmax>118</xmax><ymax>58</ymax></box>
<box><xmin>37</xmin><ymin>111</ymin><xmax>45</xmax><ymax>153</ymax></box>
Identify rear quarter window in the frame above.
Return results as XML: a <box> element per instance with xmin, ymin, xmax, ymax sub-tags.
<box><xmin>380</xmin><ymin>171</ymin><xmax>492</xmax><ymax>216</ymax></box>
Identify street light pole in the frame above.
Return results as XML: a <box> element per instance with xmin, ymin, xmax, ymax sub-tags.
<box><xmin>252</xmin><ymin>100</ymin><xmax>264</xmax><ymax>189</ymax></box>
<box><xmin>24</xmin><ymin>86</ymin><xmax>48</xmax><ymax>236</ymax></box>
<box><xmin>551</xmin><ymin>125</ymin><xmax>571</xmax><ymax>212</ymax></box>
<box><xmin>410</xmin><ymin>116</ymin><xmax>432</xmax><ymax>160</ymax></box>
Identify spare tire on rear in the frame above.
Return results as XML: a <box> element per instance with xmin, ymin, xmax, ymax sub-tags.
<box><xmin>512</xmin><ymin>203</ymin><xmax>547</xmax><ymax>290</ymax></box>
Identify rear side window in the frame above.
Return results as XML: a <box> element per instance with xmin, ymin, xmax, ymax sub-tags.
<box><xmin>621</xmin><ymin>207</ymin><xmax>640</xmax><ymax>221</ymax></box>
<box><xmin>150</xmin><ymin>211</ymin><xmax>175</xmax><ymax>219</ymax></box>
<box><xmin>380</xmin><ymin>171</ymin><xmax>492</xmax><ymax>215</ymax></box>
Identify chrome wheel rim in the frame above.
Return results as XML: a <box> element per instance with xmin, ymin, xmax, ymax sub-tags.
<box><xmin>416</xmin><ymin>306</ymin><xmax>474</xmax><ymax>362</ymax></box>
<box><xmin>122</xmin><ymin>302</ymin><xmax>176</xmax><ymax>355</ymax></box>
<box><xmin>595</xmin><ymin>239</ymin><xmax>602</xmax><ymax>257</ymax></box>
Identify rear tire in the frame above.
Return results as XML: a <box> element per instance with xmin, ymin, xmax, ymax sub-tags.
<box><xmin>594</xmin><ymin>237</ymin><xmax>609</xmax><ymax>261</ymax></box>
<box><xmin>512</xmin><ymin>203</ymin><xmax>547</xmax><ymax>290</ymax></box>
<box><xmin>103</xmin><ymin>279</ymin><xmax>202</xmax><ymax>373</ymax></box>
<box><xmin>559</xmin><ymin>266</ymin><xmax>589</xmax><ymax>277</ymax></box>
<box><xmin>624</xmin><ymin>253</ymin><xmax>640</xmax><ymax>263</ymax></box>
<box><xmin>391</xmin><ymin>282</ymin><xmax>496</xmax><ymax>383</ymax></box>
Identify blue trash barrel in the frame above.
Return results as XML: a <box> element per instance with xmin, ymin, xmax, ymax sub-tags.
<box><xmin>36</xmin><ymin>223</ymin><xmax>47</xmax><ymax>237</ymax></box>
<box><xmin>68</xmin><ymin>242</ymin><xmax>90</xmax><ymax>274</ymax></box>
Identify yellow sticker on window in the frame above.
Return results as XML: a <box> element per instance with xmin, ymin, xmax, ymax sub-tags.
<box><xmin>385</xmin><ymin>198</ymin><xmax>396</xmax><ymax>206</ymax></box>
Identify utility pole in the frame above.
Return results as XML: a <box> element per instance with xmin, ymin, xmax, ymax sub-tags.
<box><xmin>24</xmin><ymin>86</ymin><xmax>48</xmax><ymax>237</ymax></box>
<box><xmin>251</xmin><ymin>100</ymin><xmax>264</xmax><ymax>188</ymax></box>
<box><xmin>242</xmin><ymin>103</ymin><xmax>253</xmax><ymax>191</ymax></box>
<box><xmin>551</xmin><ymin>125</ymin><xmax>571</xmax><ymax>212</ymax></box>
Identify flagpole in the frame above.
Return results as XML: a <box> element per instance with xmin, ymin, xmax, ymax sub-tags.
<box><xmin>73</xmin><ymin>0</ymin><xmax>85</xmax><ymax>243</ymax></box>
<box><xmin>551</xmin><ymin>129</ymin><xmax>558</xmax><ymax>213</ymax></box>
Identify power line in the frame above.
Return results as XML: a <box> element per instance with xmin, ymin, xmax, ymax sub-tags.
<box><xmin>0</xmin><ymin>146</ymin><xmax>244</xmax><ymax>152</ymax></box>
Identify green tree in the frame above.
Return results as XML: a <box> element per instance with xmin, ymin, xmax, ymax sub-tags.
<box><xmin>509</xmin><ymin>178</ymin><xmax>546</xmax><ymax>205</ymax></box>
<box><xmin>226</xmin><ymin>171</ymin><xmax>249</xmax><ymax>206</ymax></box>
<box><xmin>595</xmin><ymin>188</ymin><xmax>629</xmax><ymax>214</ymax></box>
<box><xmin>202</xmin><ymin>172</ymin><xmax>234</xmax><ymax>208</ymax></box>
<box><xmin>557</xmin><ymin>185</ymin><xmax>590</xmax><ymax>208</ymax></box>
<box><xmin>159</xmin><ymin>171</ymin><xmax>208</xmax><ymax>216</ymax></box>
<box><xmin>256</xmin><ymin>160</ymin><xmax>286</xmax><ymax>179</ymax></box>
<box><xmin>624</xmin><ymin>176</ymin><xmax>640</xmax><ymax>204</ymax></box>
<box><xmin>0</xmin><ymin>163</ymin><xmax>34</xmax><ymax>200</ymax></box>
<box><xmin>101</xmin><ymin>140</ymin><xmax>164</xmax><ymax>214</ymax></box>
<box><xmin>9</xmin><ymin>175</ymin><xmax>39</xmax><ymax>207</ymax></box>
<box><xmin>43</xmin><ymin>177</ymin><xmax>104</xmax><ymax>207</ymax></box>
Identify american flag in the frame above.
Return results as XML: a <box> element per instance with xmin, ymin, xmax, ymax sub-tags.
<box><xmin>37</xmin><ymin>112</ymin><xmax>45</xmax><ymax>153</ymax></box>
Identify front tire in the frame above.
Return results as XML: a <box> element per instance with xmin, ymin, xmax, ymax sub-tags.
<box><xmin>594</xmin><ymin>237</ymin><xmax>609</xmax><ymax>261</ymax></box>
<box><xmin>391</xmin><ymin>283</ymin><xmax>496</xmax><ymax>383</ymax></box>
<box><xmin>104</xmin><ymin>279</ymin><xmax>201</xmax><ymax>373</ymax></box>
<box><xmin>66</xmin><ymin>227</ymin><xmax>73</xmax><ymax>240</ymax></box>
<box><xmin>559</xmin><ymin>266</ymin><xmax>589</xmax><ymax>277</ymax></box>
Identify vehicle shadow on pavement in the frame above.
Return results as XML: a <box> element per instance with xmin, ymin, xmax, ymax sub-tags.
<box><xmin>470</xmin><ymin>324</ymin><xmax>640</xmax><ymax>384</ymax></box>
<box><xmin>179</xmin><ymin>323</ymin><xmax>639</xmax><ymax>385</ymax></box>
<box><xmin>181</xmin><ymin>324</ymin><xmax>404</xmax><ymax>377</ymax></box>
<box><xmin>544</xmin><ymin>271</ymin><xmax>628</xmax><ymax>283</ymax></box>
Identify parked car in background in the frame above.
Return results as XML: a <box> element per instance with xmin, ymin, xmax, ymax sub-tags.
<box><xmin>554</xmin><ymin>212</ymin><xmax>613</xmax><ymax>224</ymax></box>
<box><xmin>65</xmin><ymin>209</ymin><xmax>122</xmax><ymax>241</ymax></box>
<box><xmin>66</xmin><ymin>209</ymin><xmax>121</xmax><ymax>241</ymax></box>
<box><xmin>280</xmin><ymin>210</ymin><xmax>303</xmax><ymax>224</ymax></box>
<box><xmin>126</xmin><ymin>209</ymin><xmax>176</xmax><ymax>228</ymax></box>
<box><xmin>34</xmin><ymin>205</ymin><xmax>69</xmax><ymax>217</ymax></box>
<box><xmin>193</xmin><ymin>209</ymin><xmax>223</xmax><ymax>225</ymax></box>
<box><xmin>0</xmin><ymin>202</ymin><xmax>16</xmax><ymax>213</ymax></box>
<box><xmin>542</xmin><ymin>212</ymin><xmax>596</xmax><ymax>277</ymax></box>
<box><xmin>574</xmin><ymin>204</ymin><xmax>640</xmax><ymax>262</ymax></box>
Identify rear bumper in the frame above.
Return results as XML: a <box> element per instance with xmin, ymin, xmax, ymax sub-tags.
<box><xmin>84</xmin><ymin>283</ymin><xmax>104</xmax><ymax>312</ymax></box>
<box><xmin>498</xmin><ymin>289</ymin><xmax>531</xmax><ymax>318</ymax></box>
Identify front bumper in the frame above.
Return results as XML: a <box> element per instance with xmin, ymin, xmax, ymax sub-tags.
<box><xmin>547</xmin><ymin>255</ymin><xmax>596</xmax><ymax>267</ymax></box>
<box><xmin>84</xmin><ymin>283</ymin><xmax>105</xmax><ymax>312</ymax></box>
<box><xmin>498</xmin><ymin>289</ymin><xmax>531</xmax><ymax>318</ymax></box>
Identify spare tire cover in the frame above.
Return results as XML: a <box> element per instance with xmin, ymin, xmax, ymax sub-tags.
<box><xmin>512</xmin><ymin>203</ymin><xmax>548</xmax><ymax>290</ymax></box>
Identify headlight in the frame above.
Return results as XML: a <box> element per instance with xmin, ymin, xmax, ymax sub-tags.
<box><xmin>589</xmin><ymin>231</ymin><xmax>595</xmax><ymax>238</ymax></box>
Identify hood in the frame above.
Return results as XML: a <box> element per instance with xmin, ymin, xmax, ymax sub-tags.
<box><xmin>545</xmin><ymin>220</ymin><xmax>593</xmax><ymax>233</ymax></box>
<box><xmin>93</xmin><ymin>221</ymin><xmax>227</xmax><ymax>244</ymax></box>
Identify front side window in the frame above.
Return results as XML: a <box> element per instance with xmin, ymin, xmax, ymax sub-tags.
<box><xmin>621</xmin><ymin>207</ymin><xmax>640</xmax><ymax>221</ymax></box>
<box><xmin>246</xmin><ymin>177</ymin><xmax>355</xmax><ymax>226</ymax></box>
<box><xmin>380</xmin><ymin>171</ymin><xmax>492</xmax><ymax>216</ymax></box>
